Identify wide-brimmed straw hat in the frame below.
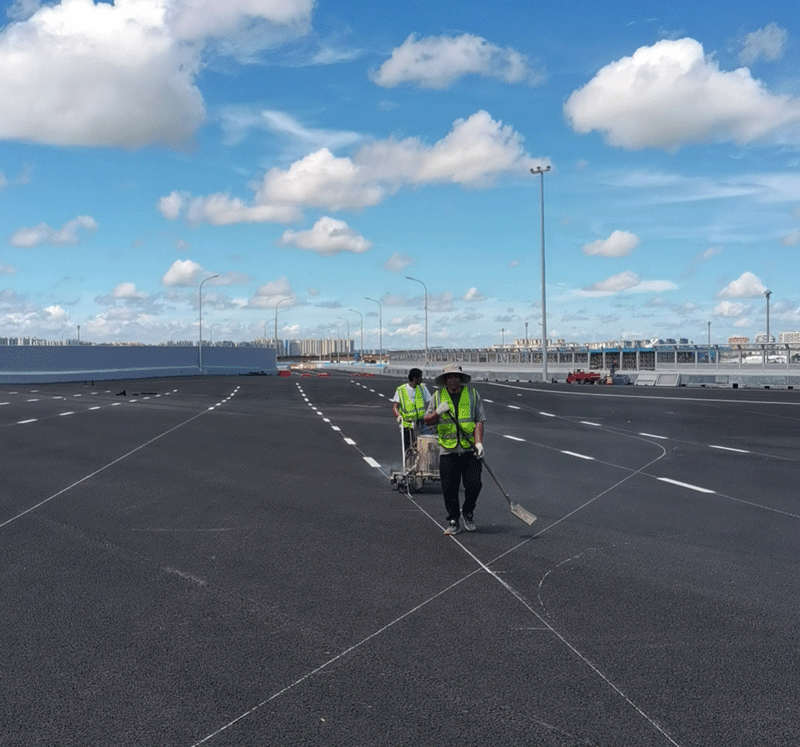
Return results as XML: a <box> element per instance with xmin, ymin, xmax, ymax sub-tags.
<box><xmin>434</xmin><ymin>363</ymin><xmax>471</xmax><ymax>386</ymax></box>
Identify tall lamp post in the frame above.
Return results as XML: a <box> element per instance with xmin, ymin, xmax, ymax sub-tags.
<box><xmin>405</xmin><ymin>276</ymin><xmax>428</xmax><ymax>369</ymax></box>
<box><xmin>365</xmin><ymin>296</ymin><xmax>382</xmax><ymax>363</ymax></box>
<box><xmin>765</xmin><ymin>290</ymin><xmax>772</xmax><ymax>345</ymax></box>
<box><xmin>348</xmin><ymin>308</ymin><xmax>363</xmax><ymax>366</ymax></box>
<box><xmin>198</xmin><ymin>274</ymin><xmax>219</xmax><ymax>372</ymax></box>
<box><xmin>531</xmin><ymin>165</ymin><xmax>551</xmax><ymax>383</ymax></box>
<box><xmin>274</xmin><ymin>296</ymin><xmax>292</xmax><ymax>361</ymax></box>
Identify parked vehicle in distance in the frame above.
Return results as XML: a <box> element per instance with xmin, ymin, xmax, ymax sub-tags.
<box><xmin>566</xmin><ymin>369</ymin><xmax>601</xmax><ymax>384</ymax></box>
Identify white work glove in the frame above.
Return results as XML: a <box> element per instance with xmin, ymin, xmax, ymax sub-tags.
<box><xmin>396</xmin><ymin>414</ymin><xmax>403</xmax><ymax>424</ymax></box>
<box><xmin>474</xmin><ymin>443</ymin><xmax>484</xmax><ymax>459</ymax></box>
<box><xmin>435</xmin><ymin>401</ymin><xmax>451</xmax><ymax>415</ymax></box>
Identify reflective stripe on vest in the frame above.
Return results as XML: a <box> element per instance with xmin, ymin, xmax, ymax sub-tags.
<box><xmin>436</xmin><ymin>388</ymin><xmax>476</xmax><ymax>448</ymax></box>
<box><xmin>397</xmin><ymin>384</ymin><xmax>426</xmax><ymax>427</ymax></box>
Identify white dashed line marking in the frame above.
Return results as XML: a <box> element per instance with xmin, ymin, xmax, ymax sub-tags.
<box><xmin>581</xmin><ymin>421</ymin><xmax>601</xmax><ymax>427</ymax></box>
<box><xmin>331</xmin><ymin>426</ymin><xmax>341</xmax><ymax>431</ymax></box>
<box><xmin>17</xmin><ymin>419</ymin><xmax>37</xmax><ymax>424</ymax></box>
<box><xmin>89</xmin><ymin>407</ymin><xmax>101</xmax><ymax>411</ymax></box>
<box><xmin>710</xmin><ymin>445</ymin><xmax>750</xmax><ymax>453</ymax></box>
<box><xmin>27</xmin><ymin>399</ymin><xmax>39</xmax><ymax>402</ymax></box>
<box><xmin>657</xmin><ymin>478</ymin><xmax>715</xmax><ymax>494</ymax></box>
<box><xmin>59</xmin><ymin>412</ymin><xmax>74</xmax><ymax>417</ymax></box>
<box><xmin>561</xmin><ymin>450</ymin><xmax>595</xmax><ymax>460</ymax></box>
<box><xmin>503</xmin><ymin>435</ymin><xmax>525</xmax><ymax>442</ymax></box>
<box><xmin>508</xmin><ymin>405</ymin><xmax>520</xmax><ymax>410</ymax></box>
<box><xmin>540</xmin><ymin>412</ymin><xmax>555</xmax><ymax>417</ymax></box>
<box><xmin>484</xmin><ymin>399</ymin><xmax>494</xmax><ymax>403</ymax></box>
<box><xmin>344</xmin><ymin>438</ymin><xmax>356</xmax><ymax>445</ymax></box>
<box><xmin>639</xmin><ymin>433</ymin><xmax>668</xmax><ymax>440</ymax></box>
<box><xmin>363</xmin><ymin>457</ymin><xmax>381</xmax><ymax>468</ymax></box>
<box><xmin>112</xmin><ymin>402</ymin><xmax>121</xmax><ymax>406</ymax></box>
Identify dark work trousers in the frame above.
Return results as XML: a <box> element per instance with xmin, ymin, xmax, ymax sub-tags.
<box><xmin>439</xmin><ymin>452</ymin><xmax>483</xmax><ymax>522</ymax></box>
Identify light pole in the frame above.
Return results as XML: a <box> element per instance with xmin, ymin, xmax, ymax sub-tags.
<box><xmin>531</xmin><ymin>165</ymin><xmax>551</xmax><ymax>383</ymax></box>
<box><xmin>501</xmin><ymin>328</ymin><xmax>505</xmax><ymax>347</ymax></box>
<box><xmin>198</xmin><ymin>274</ymin><xmax>219</xmax><ymax>372</ymax></box>
<box><xmin>77</xmin><ymin>325</ymin><xmax>80</xmax><ymax>344</ymax></box>
<box><xmin>365</xmin><ymin>296</ymin><xmax>382</xmax><ymax>363</ymax></box>
<box><xmin>274</xmin><ymin>296</ymin><xmax>292</xmax><ymax>361</ymax></box>
<box><xmin>209</xmin><ymin>324</ymin><xmax>217</xmax><ymax>345</ymax></box>
<box><xmin>405</xmin><ymin>276</ymin><xmax>428</xmax><ymax>369</ymax></box>
<box><xmin>348</xmin><ymin>308</ymin><xmax>363</xmax><ymax>366</ymax></box>
<box><xmin>765</xmin><ymin>290</ymin><xmax>772</xmax><ymax>344</ymax></box>
<box><xmin>707</xmin><ymin>321</ymin><xmax>711</xmax><ymax>345</ymax></box>
<box><xmin>525</xmin><ymin>321</ymin><xmax>529</xmax><ymax>346</ymax></box>
<box><xmin>337</xmin><ymin>316</ymin><xmax>350</xmax><ymax>360</ymax></box>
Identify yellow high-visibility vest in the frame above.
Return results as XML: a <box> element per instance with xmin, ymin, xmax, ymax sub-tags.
<box><xmin>435</xmin><ymin>388</ymin><xmax>475</xmax><ymax>448</ymax></box>
<box><xmin>397</xmin><ymin>384</ymin><xmax>426</xmax><ymax>427</ymax></box>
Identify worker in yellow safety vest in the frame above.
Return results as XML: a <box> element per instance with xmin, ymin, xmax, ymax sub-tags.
<box><xmin>391</xmin><ymin>367</ymin><xmax>432</xmax><ymax>451</ymax></box>
<box><xmin>424</xmin><ymin>363</ymin><xmax>486</xmax><ymax>535</ymax></box>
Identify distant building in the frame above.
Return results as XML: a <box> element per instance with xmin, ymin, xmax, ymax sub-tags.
<box><xmin>728</xmin><ymin>336</ymin><xmax>750</xmax><ymax>345</ymax></box>
<box><xmin>754</xmin><ymin>333</ymin><xmax>775</xmax><ymax>344</ymax></box>
<box><xmin>778</xmin><ymin>331</ymin><xmax>800</xmax><ymax>344</ymax></box>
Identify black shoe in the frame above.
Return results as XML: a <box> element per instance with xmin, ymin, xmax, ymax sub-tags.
<box><xmin>462</xmin><ymin>513</ymin><xmax>476</xmax><ymax>532</ymax></box>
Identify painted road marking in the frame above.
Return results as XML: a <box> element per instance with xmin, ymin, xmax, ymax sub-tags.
<box><xmin>344</xmin><ymin>438</ymin><xmax>356</xmax><ymax>445</ymax></box>
<box><xmin>89</xmin><ymin>407</ymin><xmax>101</xmax><ymax>411</ymax></box>
<box><xmin>508</xmin><ymin>405</ymin><xmax>520</xmax><ymax>410</ymax></box>
<box><xmin>657</xmin><ymin>477</ymin><xmax>715</xmax><ymax>494</ymax></box>
<box><xmin>639</xmin><ymin>433</ymin><xmax>668</xmax><ymax>439</ymax></box>
<box><xmin>503</xmin><ymin>435</ymin><xmax>525</xmax><ymax>442</ymax></box>
<box><xmin>27</xmin><ymin>399</ymin><xmax>39</xmax><ymax>402</ymax></box>
<box><xmin>112</xmin><ymin>402</ymin><xmax>121</xmax><ymax>406</ymax></box>
<box><xmin>581</xmin><ymin>421</ymin><xmax>601</xmax><ymax>427</ymax></box>
<box><xmin>540</xmin><ymin>412</ymin><xmax>555</xmax><ymax>417</ymax></box>
<box><xmin>17</xmin><ymin>419</ymin><xmax>37</xmax><ymax>424</ymax></box>
<box><xmin>561</xmin><ymin>450</ymin><xmax>595</xmax><ymax>460</ymax></box>
<box><xmin>710</xmin><ymin>445</ymin><xmax>750</xmax><ymax>453</ymax></box>
<box><xmin>484</xmin><ymin>399</ymin><xmax>494</xmax><ymax>403</ymax></box>
<box><xmin>59</xmin><ymin>412</ymin><xmax>74</xmax><ymax>417</ymax></box>
<box><xmin>363</xmin><ymin>457</ymin><xmax>381</xmax><ymax>468</ymax></box>
<box><xmin>332</xmin><ymin>426</ymin><xmax>341</xmax><ymax>431</ymax></box>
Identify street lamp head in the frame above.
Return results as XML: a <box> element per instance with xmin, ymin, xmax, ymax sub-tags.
<box><xmin>530</xmin><ymin>165</ymin><xmax>551</xmax><ymax>175</ymax></box>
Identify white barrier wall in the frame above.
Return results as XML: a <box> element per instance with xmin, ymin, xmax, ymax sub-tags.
<box><xmin>0</xmin><ymin>346</ymin><xmax>277</xmax><ymax>384</ymax></box>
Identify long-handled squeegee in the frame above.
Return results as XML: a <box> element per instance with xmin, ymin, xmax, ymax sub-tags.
<box><xmin>445</xmin><ymin>412</ymin><xmax>537</xmax><ymax>526</ymax></box>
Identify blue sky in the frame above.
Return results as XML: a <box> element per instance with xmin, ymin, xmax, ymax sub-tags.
<box><xmin>1</xmin><ymin>0</ymin><xmax>799</xmax><ymax>349</ymax></box>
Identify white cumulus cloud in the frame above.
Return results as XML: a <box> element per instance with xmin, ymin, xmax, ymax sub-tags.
<box><xmin>384</xmin><ymin>253</ymin><xmax>413</xmax><ymax>273</ymax></box>
<box><xmin>247</xmin><ymin>277</ymin><xmax>294</xmax><ymax>309</ymax></box>
<box><xmin>161</xmin><ymin>110</ymin><xmax>539</xmax><ymax>224</ymax></box>
<box><xmin>739</xmin><ymin>23</ymin><xmax>788</xmax><ymax>65</ymax></box>
<box><xmin>370</xmin><ymin>33</ymin><xmax>542</xmax><ymax>89</ymax></box>
<box><xmin>717</xmin><ymin>271</ymin><xmax>768</xmax><ymax>298</ymax></box>
<box><xmin>578</xmin><ymin>271</ymin><xmax>677</xmax><ymax>297</ymax></box>
<box><xmin>714</xmin><ymin>300</ymin><xmax>748</xmax><ymax>317</ymax></box>
<box><xmin>162</xmin><ymin>259</ymin><xmax>207</xmax><ymax>287</ymax></box>
<box><xmin>10</xmin><ymin>216</ymin><xmax>97</xmax><ymax>247</ymax></box>
<box><xmin>462</xmin><ymin>287</ymin><xmax>485</xmax><ymax>302</ymax></box>
<box><xmin>278</xmin><ymin>216</ymin><xmax>372</xmax><ymax>255</ymax></box>
<box><xmin>0</xmin><ymin>0</ymin><xmax>314</xmax><ymax>149</ymax></box>
<box><xmin>564</xmin><ymin>38</ymin><xmax>800</xmax><ymax>150</ymax></box>
<box><xmin>582</xmin><ymin>230</ymin><xmax>640</xmax><ymax>257</ymax></box>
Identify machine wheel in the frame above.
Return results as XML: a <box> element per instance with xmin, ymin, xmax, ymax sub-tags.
<box><xmin>404</xmin><ymin>447</ymin><xmax>418</xmax><ymax>471</ymax></box>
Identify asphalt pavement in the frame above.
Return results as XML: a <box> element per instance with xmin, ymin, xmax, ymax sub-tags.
<box><xmin>1</xmin><ymin>373</ymin><xmax>799</xmax><ymax>746</ymax></box>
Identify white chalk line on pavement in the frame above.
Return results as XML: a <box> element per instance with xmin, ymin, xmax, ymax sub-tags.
<box><xmin>0</xmin><ymin>392</ymin><xmax>239</xmax><ymax>531</ymax></box>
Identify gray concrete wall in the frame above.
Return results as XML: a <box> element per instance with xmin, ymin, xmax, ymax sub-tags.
<box><xmin>0</xmin><ymin>346</ymin><xmax>277</xmax><ymax>384</ymax></box>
